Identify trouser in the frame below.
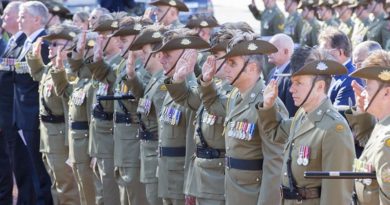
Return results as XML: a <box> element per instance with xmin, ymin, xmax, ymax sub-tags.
<box><xmin>14</xmin><ymin>129</ymin><xmax>53</xmax><ymax>205</ymax></box>
<box><xmin>196</xmin><ymin>198</ymin><xmax>224</xmax><ymax>205</ymax></box>
<box><xmin>93</xmin><ymin>157</ymin><xmax>120</xmax><ymax>205</ymax></box>
<box><xmin>43</xmin><ymin>153</ymin><xmax>80</xmax><ymax>205</ymax></box>
<box><xmin>144</xmin><ymin>182</ymin><xmax>162</xmax><ymax>205</ymax></box>
<box><xmin>42</xmin><ymin>155</ymin><xmax>58</xmax><ymax>205</ymax></box>
<box><xmin>72</xmin><ymin>162</ymin><xmax>97</xmax><ymax>205</ymax></box>
<box><xmin>0</xmin><ymin>130</ymin><xmax>12</xmax><ymax>205</ymax></box>
<box><xmin>163</xmin><ymin>198</ymin><xmax>185</xmax><ymax>205</ymax></box>
<box><xmin>115</xmin><ymin>166</ymin><xmax>148</xmax><ymax>205</ymax></box>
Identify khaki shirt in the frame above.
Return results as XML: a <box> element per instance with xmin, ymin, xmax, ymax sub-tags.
<box><xmin>258</xmin><ymin>98</ymin><xmax>355</xmax><ymax>205</ymax></box>
<box><xmin>249</xmin><ymin>5</ymin><xmax>285</xmax><ymax>37</ymax></box>
<box><xmin>366</xmin><ymin>13</ymin><xmax>390</xmax><ymax>49</ymax></box>
<box><xmin>300</xmin><ymin>18</ymin><xmax>321</xmax><ymax>47</ymax></box>
<box><xmin>284</xmin><ymin>11</ymin><xmax>305</xmax><ymax>44</ymax></box>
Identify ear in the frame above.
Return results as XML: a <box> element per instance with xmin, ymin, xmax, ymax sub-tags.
<box><xmin>247</xmin><ymin>61</ymin><xmax>259</xmax><ymax>73</ymax></box>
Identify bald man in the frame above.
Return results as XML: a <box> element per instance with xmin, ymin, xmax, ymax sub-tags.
<box><xmin>268</xmin><ymin>33</ymin><xmax>298</xmax><ymax>116</ymax></box>
<box><xmin>352</xmin><ymin>41</ymin><xmax>382</xmax><ymax>70</ymax></box>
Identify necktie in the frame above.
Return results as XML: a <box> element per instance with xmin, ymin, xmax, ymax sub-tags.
<box><xmin>271</xmin><ymin>68</ymin><xmax>279</xmax><ymax>80</ymax></box>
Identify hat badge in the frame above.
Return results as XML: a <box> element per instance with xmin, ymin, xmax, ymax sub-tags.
<box><xmin>53</xmin><ymin>6</ymin><xmax>60</xmax><ymax>12</ymax></box>
<box><xmin>69</xmin><ymin>32</ymin><xmax>76</xmax><ymax>38</ymax></box>
<box><xmin>316</xmin><ymin>62</ymin><xmax>328</xmax><ymax>71</ymax></box>
<box><xmin>134</xmin><ymin>23</ymin><xmax>142</xmax><ymax>31</ymax></box>
<box><xmin>247</xmin><ymin>43</ymin><xmax>258</xmax><ymax>51</ymax></box>
<box><xmin>200</xmin><ymin>21</ymin><xmax>209</xmax><ymax>27</ymax></box>
<box><xmin>152</xmin><ymin>32</ymin><xmax>162</xmax><ymax>38</ymax></box>
<box><xmin>308</xmin><ymin>0</ymin><xmax>314</xmax><ymax>4</ymax></box>
<box><xmin>87</xmin><ymin>40</ymin><xmax>95</xmax><ymax>47</ymax></box>
<box><xmin>181</xmin><ymin>38</ymin><xmax>191</xmax><ymax>45</ymax></box>
<box><xmin>111</xmin><ymin>21</ymin><xmax>119</xmax><ymax>28</ymax></box>
<box><xmin>169</xmin><ymin>0</ymin><xmax>177</xmax><ymax>6</ymax></box>
<box><xmin>378</xmin><ymin>70</ymin><xmax>390</xmax><ymax>81</ymax></box>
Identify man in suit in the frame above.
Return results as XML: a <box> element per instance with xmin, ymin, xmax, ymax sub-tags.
<box><xmin>268</xmin><ymin>33</ymin><xmax>298</xmax><ymax>117</ymax></box>
<box><xmin>15</xmin><ymin>1</ymin><xmax>52</xmax><ymax>205</ymax></box>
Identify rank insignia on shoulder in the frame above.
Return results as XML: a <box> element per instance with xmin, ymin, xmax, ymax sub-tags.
<box><xmin>336</xmin><ymin>124</ymin><xmax>344</xmax><ymax>132</ymax></box>
<box><xmin>385</xmin><ymin>138</ymin><xmax>390</xmax><ymax>147</ymax></box>
<box><xmin>160</xmin><ymin>85</ymin><xmax>167</xmax><ymax>91</ymax></box>
<box><xmin>277</xmin><ymin>24</ymin><xmax>284</xmax><ymax>31</ymax></box>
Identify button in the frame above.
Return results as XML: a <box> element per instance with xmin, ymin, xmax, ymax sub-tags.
<box><xmin>284</xmin><ymin>172</ymin><xmax>287</xmax><ymax>176</ymax></box>
<box><xmin>218</xmin><ymin>162</ymin><xmax>222</xmax><ymax>166</ymax></box>
<box><xmin>292</xmin><ymin>143</ymin><xmax>295</xmax><ymax>146</ymax></box>
<box><xmin>84</xmin><ymin>134</ymin><xmax>88</xmax><ymax>137</ymax></box>
<box><xmin>60</xmin><ymin>131</ymin><xmax>63</xmax><ymax>134</ymax></box>
<box><xmin>256</xmin><ymin>178</ymin><xmax>260</xmax><ymax>182</ymax></box>
<box><xmin>226</xmin><ymin>147</ymin><xmax>230</xmax><ymax>150</ymax></box>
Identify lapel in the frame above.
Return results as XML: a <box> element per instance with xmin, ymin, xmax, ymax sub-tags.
<box><xmin>3</xmin><ymin>33</ymin><xmax>26</xmax><ymax>58</ymax></box>
<box><xmin>145</xmin><ymin>70</ymin><xmax>163</xmax><ymax>95</ymax></box>
<box><xmin>277</xmin><ymin>64</ymin><xmax>291</xmax><ymax>87</ymax></box>
<box><xmin>228</xmin><ymin>79</ymin><xmax>264</xmax><ymax>121</ymax></box>
<box><xmin>18</xmin><ymin>30</ymin><xmax>46</xmax><ymax>61</ymax></box>
<box><xmin>292</xmin><ymin>99</ymin><xmax>331</xmax><ymax>140</ymax></box>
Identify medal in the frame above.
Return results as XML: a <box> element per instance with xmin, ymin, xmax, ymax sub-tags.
<box><xmin>45</xmin><ymin>83</ymin><xmax>53</xmax><ymax>97</ymax></box>
<box><xmin>228</xmin><ymin>121</ymin><xmax>235</xmax><ymax>137</ymax></box>
<box><xmin>297</xmin><ymin>146</ymin><xmax>303</xmax><ymax>165</ymax></box>
<box><xmin>302</xmin><ymin>146</ymin><xmax>310</xmax><ymax>166</ymax></box>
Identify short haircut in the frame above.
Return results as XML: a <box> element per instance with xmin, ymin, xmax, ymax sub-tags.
<box><xmin>319</xmin><ymin>27</ymin><xmax>352</xmax><ymax>57</ymax></box>
<box><xmin>20</xmin><ymin>1</ymin><xmax>49</xmax><ymax>26</ymax></box>
<box><xmin>355</xmin><ymin>40</ymin><xmax>382</xmax><ymax>56</ymax></box>
<box><xmin>4</xmin><ymin>1</ymin><xmax>23</xmax><ymax>13</ymax></box>
<box><xmin>209</xmin><ymin>28</ymin><xmax>235</xmax><ymax>48</ymax></box>
<box><xmin>290</xmin><ymin>46</ymin><xmax>312</xmax><ymax>74</ymax></box>
<box><xmin>221</xmin><ymin>22</ymin><xmax>254</xmax><ymax>33</ymax></box>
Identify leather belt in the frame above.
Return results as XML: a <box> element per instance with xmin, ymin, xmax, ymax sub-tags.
<box><xmin>40</xmin><ymin>115</ymin><xmax>65</xmax><ymax>123</ymax></box>
<box><xmin>70</xmin><ymin>121</ymin><xmax>89</xmax><ymax>130</ymax></box>
<box><xmin>159</xmin><ymin>146</ymin><xmax>186</xmax><ymax>157</ymax></box>
<box><xmin>196</xmin><ymin>146</ymin><xmax>225</xmax><ymax>159</ymax></box>
<box><xmin>92</xmin><ymin>108</ymin><xmax>113</xmax><ymax>121</ymax></box>
<box><xmin>225</xmin><ymin>157</ymin><xmax>263</xmax><ymax>170</ymax></box>
<box><xmin>114</xmin><ymin>112</ymin><xmax>138</xmax><ymax>124</ymax></box>
<box><xmin>280</xmin><ymin>186</ymin><xmax>321</xmax><ymax>201</ymax></box>
<box><xmin>138</xmin><ymin>130</ymin><xmax>158</xmax><ymax>141</ymax></box>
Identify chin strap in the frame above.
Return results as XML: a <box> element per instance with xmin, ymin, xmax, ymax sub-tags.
<box><xmin>230</xmin><ymin>59</ymin><xmax>249</xmax><ymax>86</ymax></box>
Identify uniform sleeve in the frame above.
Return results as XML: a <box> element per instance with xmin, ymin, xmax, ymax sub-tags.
<box><xmin>320</xmin><ymin>123</ymin><xmax>355</xmax><ymax>205</ymax></box>
<box><xmin>50</xmin><ymin>69</ymin><xmax>72</xmax><ymax>98</ymax></box>
<box><xmin>375</xmin><ymin>136</ymin><xmax>390</xmax><ymax>204</ymax></box>
<box><xmin>87</xmin><ymin>59</ymin><xmax>116</xmax><ymax>94</ymax></box>
<box><xmin>248</xmin><ymin>4</ymin><xmax>261</xmax><ymax>20</ymax></box>
<box><xmin>125</xmin><ymin>74</ymin><xmax>145</xmax><ymax>99</ymax></box>
<box><xmin>67</xmin><ymin>52</ymin><xmax>84</xmax><ymax>72</ymax></box>
<box><xmin>198</xmin><ymin>78</ymin><xmax>227</xmax><ymax>117</ymax></box>
<box><xmin>165</xmin><ymin>78</ymin><xmax>201</xmax><ymax>111</ymax></box>
<box><xmin>345</xmin><ymin>110</ymin><xmax>376</xmax><ymax>147</ymax></box>
<box><xmin>256</xmin><ymin>101</ymin><xmax>292</xmax><ymax>144</ymax></box>
<box><xmin>272</xmin><ymin>12</ymin><xmax>285</xmax><ymax>33</ymax></box>
<box><xmin>26</xmin><ymin>52</ymin><xmax>45</xmax><ymax>82</ymax></box>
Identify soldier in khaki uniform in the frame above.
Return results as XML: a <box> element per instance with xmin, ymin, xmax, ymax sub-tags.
<box><xmin>315</xmin><ymin>0</ymin><xmax>340</xmax><ymax>29</ymax></box>
<box><xmin>201</xmin><ymin>32</ymin><xmax>288</xmax><ymax>205</ymax></box>
<box><xmin>151</xmin><ymin>29</ymin><xmax>209</xmax><ymax>205</ymax></box>
<box><xmin>149</xmin><ymin>0</ymin><xmax>189</xmax><ymax>28</ymax></box>
<box><xmin>283</xmin><ymin>0</ymin><xmax>305</xmax><ymax>46</ymax></box>
<box><xmin>27</xmin><ymin>24</ymin><xmax>80</xmax><ymax>205</ymax></box>
<box><xmin>298</xmin><ymin>0</ymin><xmax>321</xmax><ymax>47</ymax></box>
<box><xmin>51</xmin><ymin>31</ymin><xmax>98</xmax><ymax>205</ymax></box>
<box><xmin>97</xmin><ymin>16</ymin><xmax>152</xmax><ymax>205</ymax></box>
<box><xmin>86</xmin><ymin>17</ymin><xmax>123</xmax><ymax>205</ymax></box>
<box><xmin>333</xmin><ymin>0</ymin><xmax>355</xmax><ymax>37</ymax></box>
<box><xmin>258</xmin><ymin>49</ymin><xmax>355</xmax><ymax>204</ymax></box>
<box><xmin>125</xmin><ymin>24</ymin><xmax>168</xmax><ymax>205</ymax></box>
<box><xmin>346</xmin><ymin>50</ymin><xmax>390</xmax><ymax>205</ymax></box>
<box><xmin>350</xmin><ymin>0</ymin><xmax>371</xmax><ymax>47</ymax></box>
<box><xmin>366</xmin><ymin>0</ymin><xmax>390</xmax><ymax>48</ymax></box>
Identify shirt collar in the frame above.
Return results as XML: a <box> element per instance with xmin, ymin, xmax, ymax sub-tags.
<box><xmin>276</xmin><ymin>61</ymin><xmax>290</xmax><ymax>73</ymax></box>
<box><xmin>27</xmin><ymin>28</ymin><xmax>45</xmax><ymax>43</ymax></box>
<box><xmin>10</xmin><ymin>31</ymin><xmax>23</xmax><ymax>42</ymax></box>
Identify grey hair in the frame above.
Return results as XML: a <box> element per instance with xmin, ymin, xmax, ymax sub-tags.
<box><xmin>4</xmin><ymin>1</ymin><xmax>23</xmax><ymax>13</ymax></box>
<box><xmin>20</xmin><ymin>1</ymin><xmax>49</xmax><ymax>26</ymax></box>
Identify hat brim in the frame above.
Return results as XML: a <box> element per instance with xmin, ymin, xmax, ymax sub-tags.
<box><xmin>42</xmin><ymin>34</ymin><xmax>74</xmax><ymax>41</ymax></box>
<box><xmin>111</xmin><ymin>27</ymin><xmax>141</xmax><ymax>37</ymax></box>
<box><xmin>349</xmin><ymin>66</ymin><xmax>390</xmax><ymax>82</ymax></box>
<box><xmin>149</xmin><ymin>0</ymin><xmax>189</xmax><ymax>12</ymax></box>
<box><xmin>218</xmin><ymin>39</ymin><xmax>278</xmax><ymax>59</ymax></box>
<box><xmin>292</xmin><ymin>60</ymin><xmax>348</xmax><ymax>76</ymax></box>
<box><xmin>152</xmin><ymin>36</ymin><xmax>210</xmax><ymax>53</ymax></box>
<box><xmin>201</xmin><ymin>42</ymin><xmax>227</xmax><ymax>54</ymax></box>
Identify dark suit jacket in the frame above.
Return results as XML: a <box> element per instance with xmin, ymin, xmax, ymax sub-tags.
<box><xmin>0</xmin><ymin>33</ymin><xmax>26</xmax><ymax>129</ymax></box>
<box><xmin>329</xmin><ymin>60</ymin><xmax>364</xmax><ymax>107</ymax></box>
<box><xmin>13</xmin><ymin>30</ymin><xmax>50</xmax><ymax>131</ymax></box>
<box><xmin>267</xmin><ymin>64</ymin><xmax>298</xmax><ymax>117</ymax></box>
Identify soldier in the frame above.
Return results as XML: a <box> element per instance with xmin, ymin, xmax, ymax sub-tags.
<box><xmin>51</xmin><ymin>30</ymin><xmax>98</xmax><ymax>205</ymax></box>
<box><xmin>27</xmin><ymin>24</ymin><xmax>81</xmax><ymax>205</ymax></box>
<box><xmin>283</xmin><ymin>0</ymin><xmax>305</xmax><ymax>47</ymax></box>
<box><xmin>258</xmin><ymin>48</ymin><xmax>355</xmax><ymax>204</ymax></box>
<box><xmin>315</xmin><ymin>0</ymin><xmax>340</xmax><ymax>29</ymax></box>
<box><xmin>333</xmin><ymin>0</ymin><xmax>355</xmax><ymax>37</ymax></box>
<box><xmin>350</xmin><ymin>0</ymin><xmax>371</xmax><ymax>47</ymax></box>
<box><xmin>152</xmin><ymin>29</ymin><xmax>209</xmax><ymax>205</ymax></box>
<box><xmin>72</xmin><ymin>11</ymin><xmax>89</xmax><ymax>30</ymax></box>
<box><xmin>88</xmin><ymin>7</ymin><xmax>110</xmax><ymax>30</ymax></box>
<box><xmin>15</xmin><ymin>1</ymin><xmax>53</xmax><ymax>204</ymax></box>
<box><xmin>185</xmin><ymin>13</ymin><xmax>219</xmax><ymax>77</ymax></box>
<box><xmin>149</xmin><ymin>0</ymin><xmax>189</xmax><ymax>28</ymax></box>
<box><xmin>347</xmin><ymin>50</ymin><xmax>390</xmax><ymax>204</ymax></box>
<box><xmin>43</xmin><ymin>1</ymin><xmax>72</xmax><ymax>28</ymax></box>
<box><xmin>97</xmin><ymin>16</ymin><xmax>152</xmax><ymax>205</ymax></box>
<box><xmin>298</xmin><ymin>0</ymin><xmax>321</xmax><ymax>47</ymax></box>
<box><xmin>86</xmin><ymin>16</ymin><xmax>123</xmax><ymax>205</ymax></box>
<box><xmin>366</xmin><ymin>0</ymin><xmax>390</xmax><ymax>48</ymax></box>
<box><xmin>126</xmin><ymin>24</ymin><xmax>168</xmax><ymax>205</ymax></box>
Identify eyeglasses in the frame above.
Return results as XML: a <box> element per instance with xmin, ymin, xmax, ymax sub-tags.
<box><xmin>49</xmin><ymin>42</ymin><xmax>67</xmax><ymax>47</ymax></box>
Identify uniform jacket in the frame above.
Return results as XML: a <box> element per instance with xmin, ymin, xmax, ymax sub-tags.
<box><xmin>284</xmin><ymin>11</ymin><xmax>305</xmax><ymax>44</ymax></box>
<box><xmin>248</xmin><ymin>5</ymin><xmax>285</xmax><ymax>37</ymax></box>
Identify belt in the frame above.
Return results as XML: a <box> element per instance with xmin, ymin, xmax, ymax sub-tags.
<box><xmin>225</xmin><ymin>157</ymin><xmax>263</xmax><ymax>170</ymax></box>
<box><xmin>159</xmin><ymin>146</ymin><xmax>186</xmax><ymax>157</ymax></box>
<box><xmin>70</xmin><ymin>121</ymin><xmax>89</xmax><ymax>130</ymax></box>
<box><xmin>138</xmin><ymin>130</ymin><xmax>158</xmax><ymax>141</ymax></box>
<box><xmin>92</xmin><ymin>108</ymin><xmax>113</xmax><ymax>121</ymax></box>
<box><xmin>114</xmin><ymin>112</ymin><xmax>138</xmax><ymax>124</ymax></box>
<box><xmin>0</xmin><ymin>65</ymin><xmax>12</xmax><ymax>71</ymax></box>
<box><xmin>196</xmin><ymin>146</ymin><xmax>225</xmax><ymax>159</ymax></box>
<box><xmin>40</xmin><ymin>115</ymin><xmax>65</xmax><ymax>123</ymax></box>
<box><xmin>280</xmin><ymin>186</ymin><xmax>321</xmax><ymax>201</ymax></box>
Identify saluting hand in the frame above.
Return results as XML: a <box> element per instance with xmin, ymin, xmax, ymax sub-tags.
<box><xmin>173</xmin><ymin>49</ymin><xmax>197</xmax><ymax>83</ymax></box>
<box><xmin>93</xmin><ymin>34</ymin><xmax>104</xmax><ymax>62</ymax></box>
<box><xmin>126</xmin><ymin>51</ymin><xmax>136</xmax><ymax>79</ymax></box>
<box><xmin>54</xmin><ymin>48</ymin><xmax>64</xmax><ymax>70</ymax></box>
<box><xmin>143</xmin><ymin>7</ymin><xmax>153</xmax><ymax>21</ymax></box>
<box><xmin>351</xmin><ymin>80</ymin><xmax>365</xmax><ymax>113</ymax></box>
<box><xmin>76</xmin><ymin>30</ymin><xmax>87</xmax><ymax>55</ymax></box>
<box><xmin>201</xmin><ymin>55</ymin><xmax>216</xmax><ymax>83</ymax></box>
<box><xmin>32</xmin><ymin>37</ymin><xmax>43</xmax><ymax>58</ymax></box>
<box><xmin>263</xmin><ymin>79</ymin><xmax>278</xmax><ymax>109</ymax></box>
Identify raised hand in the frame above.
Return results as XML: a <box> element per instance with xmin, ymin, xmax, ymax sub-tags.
<box><xmin>263</xmin><ymin>79</ymin><xmax>278</xmax><ymax>109</ymax></box>
<box><xmin>143</xmin><ymin>7</ymin><xmax>153</xmax><ymax>21</ymax></box>
<box><xmin>172</xmin><ymin>49</ymin><xmax>197</xmax><ymax>83</ymax></box>
<box><xmin>93</xmin><ymin>34</ymin><xmax>104</xmax><ymax>62</ymax></box>
<box><xmin>351</xmin><ymin>80</ymin><xmax>365</xmax><ymax>113</ymax></box>
<box><xmin>126</xmin><ymin>51</ymin><xmax>136</xmax><ymax>79</ymax></box>
<box><xmin>54</xmin><ymin>47</ymin><xmax>64</xmax><ymax>70</ymax></box>
<box><xmin>32</xmin><ymin>37</ymin><xmax>43</xmax><ymax>58</ymax></box>
<box><xmin>201</xmin><ymin>55</ymin><xmax>217</xmax><ymax>82</ymax></box>
<box><xmin>76</xmin><ymin>30</ymin><xmax>87</xmax><ymax>55</ymax></box>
